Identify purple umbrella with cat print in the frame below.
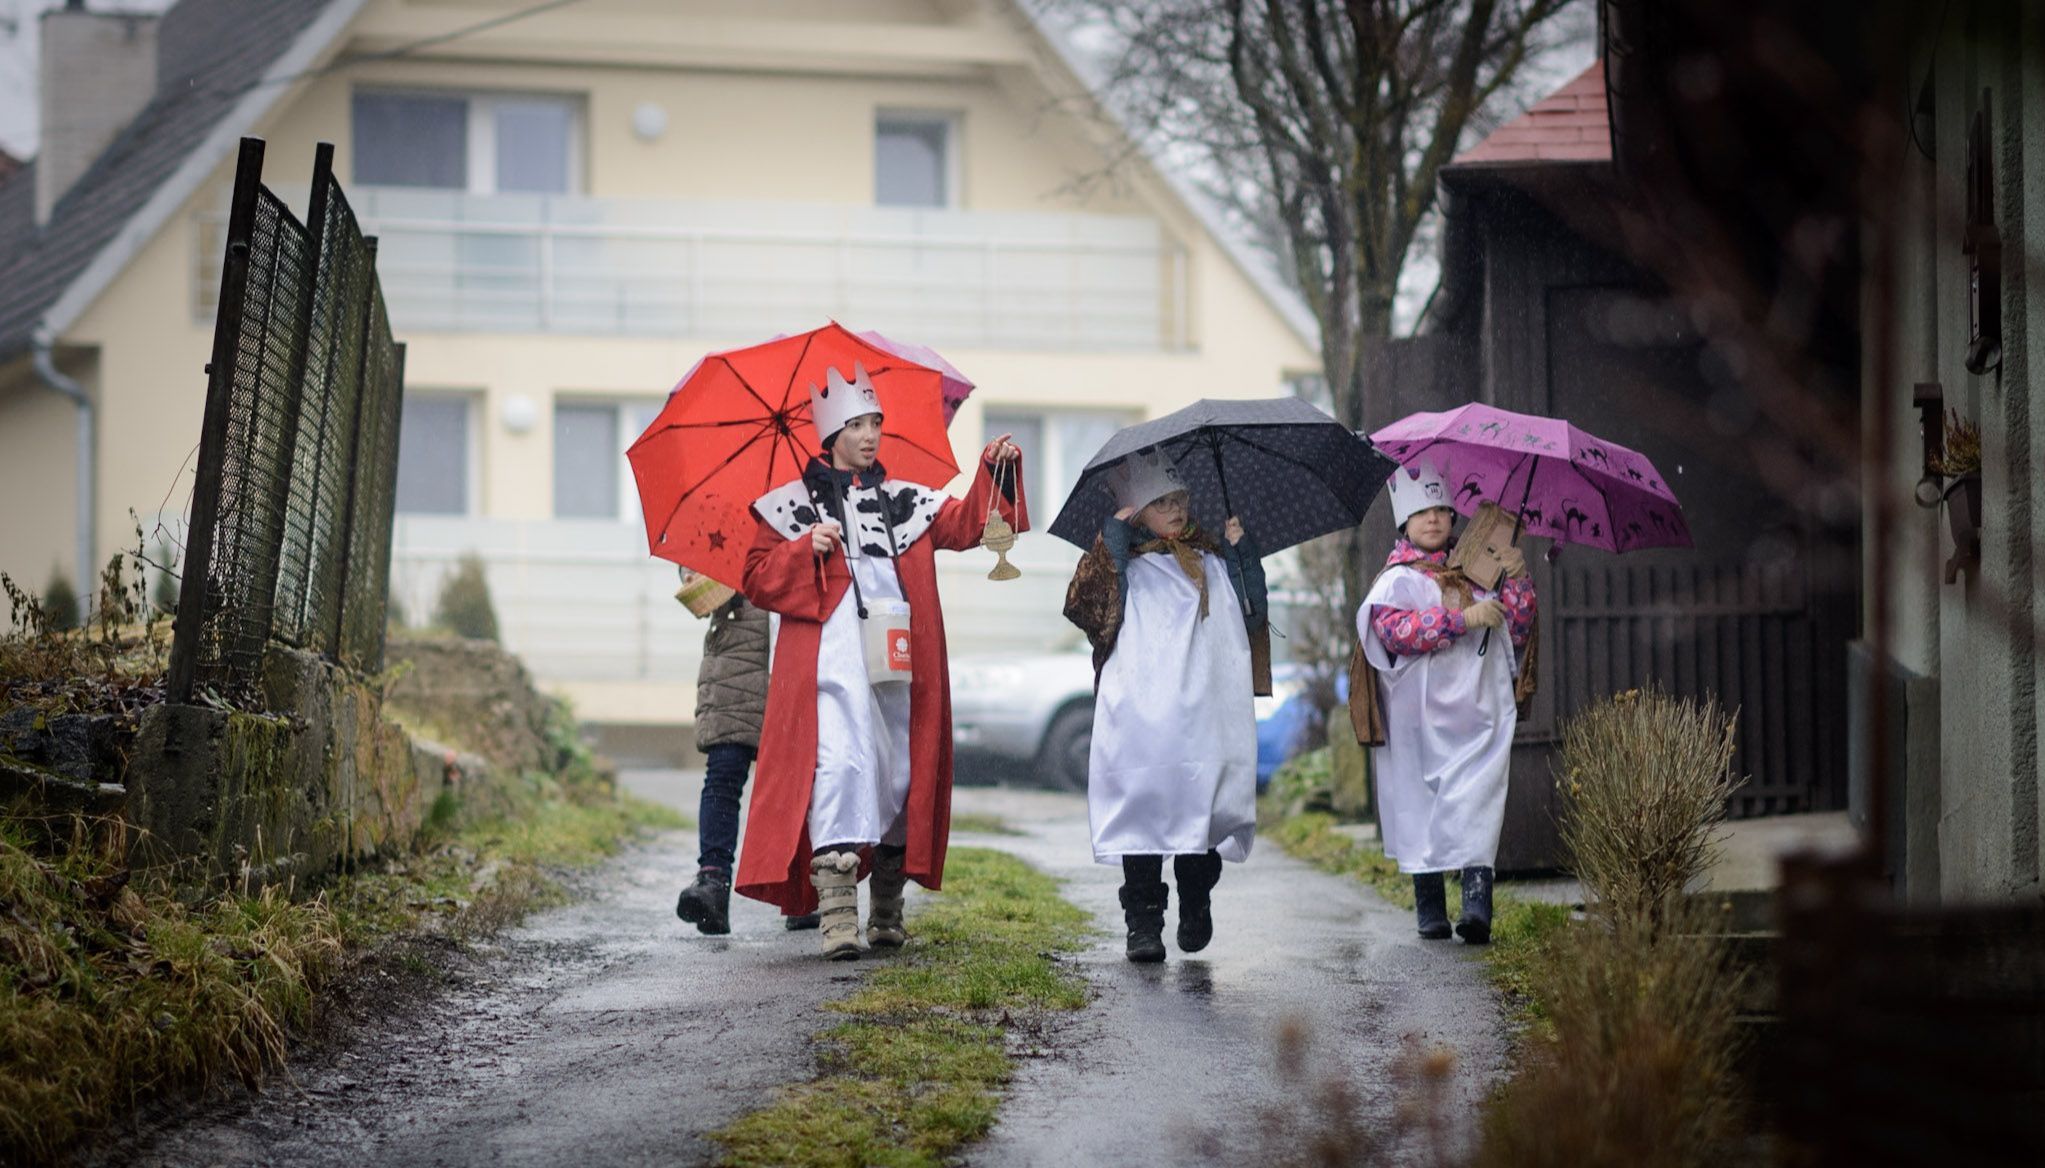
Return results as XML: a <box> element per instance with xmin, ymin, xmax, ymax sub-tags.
<box><xmin>1368</xmin><ymin>403</ymin><xmax>1691</xmax><ymax>554</ymax></box>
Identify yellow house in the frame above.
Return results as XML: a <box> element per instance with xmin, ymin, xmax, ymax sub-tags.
<box><xmin>0</xmin><ymin>0</ymin><xmax>1318</xmax><ymax>741</ymax></box>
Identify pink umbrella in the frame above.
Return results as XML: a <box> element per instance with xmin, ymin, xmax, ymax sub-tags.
<box><xmin>1369</xmin><ymin>403</ymin><xmax>1691</xmax><ymax>554</ymax></box>
<box><xmin>855</xmin><ymin>329</ymin><xmax>975</xmax><ymax>424</ymax></box>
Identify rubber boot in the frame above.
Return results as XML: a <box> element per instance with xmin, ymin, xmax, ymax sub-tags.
<box><xmin>1413</xmin><ymin>872</ymin><xmax>1452</xmax><ymax>939</ymax></box>
<box><xmin>675</xmin><ymin>867</ymin><xmax>732</xmax><ymax>936</ymax></box>
<box><xmin>1173</xmin><ymin>850</ymin><xmax>1224</xmax><ymax>953</ymax></box>
<box><xmin>1119</xmin><ymin>881</ymin><xmax>1169</xmax><ymax>964</ymax></box>
<box><xmin>867</xmin><ymin>846</ymin><xmax>909</xmax><ymax>949</ymax></box>
<box><xmin>810</xmin><ymin>851</ymin><xmax>863</xmax><ymax>961</ymax></box>
<box><xmin>785</xmin><ymin>913</ymin><xmax>821</xmax><ymax>931</ymax></box>
<box><xmin>1456</xmin><ymin>866</ymin><xmax>1494</xmax><ymax>945</ymax></box>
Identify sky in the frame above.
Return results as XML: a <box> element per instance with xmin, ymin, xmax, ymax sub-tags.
<box><xmin>0</xmin><ymin>0</ymin><xmax>177</xmax><ymax>159</ymax></box>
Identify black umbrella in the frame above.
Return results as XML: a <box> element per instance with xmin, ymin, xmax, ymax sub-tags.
<box><xmin>1049</xmin><ymin>397</ymin><xmax>1396</xmax><ymax>609</ymax></box>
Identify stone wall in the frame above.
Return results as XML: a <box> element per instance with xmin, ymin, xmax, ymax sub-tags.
<box><xmin>122</xmin><ymin>647</ymin><xmax>439</xmax><ymax>888</ymax></box>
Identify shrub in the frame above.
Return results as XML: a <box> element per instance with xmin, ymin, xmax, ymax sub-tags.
<box><xmin>1554</xmin><ymin>686</ymin><xmax>1740</xmax><ymax>925</ymax></box>
<box><xmin>432</xmin><ymin>553</ymin><xmax>499</xmax><ymax>643</ymax></box>
<box><xmin>41</xmin><ymin>570</ymin><xmax>79</xmax><ymax>631</ymax></box>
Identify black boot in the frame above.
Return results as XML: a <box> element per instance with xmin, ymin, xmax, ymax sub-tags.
<box><xmin>1173</xmin><ymin>850</ymin><xmax>1223</xmax><ymax>953</ymax></box>
<box><xmin>1118</xmin><ymin>880</ymin><xmax>1168</xmax><ymax>964</ymax></box>
<box><xmin>1413</xmin><ymin>872</ymin><xmax>1452</xmax><ymax>939</ymax></box>
<box><xmin>784</xmin><ymin>912</ymin><xmax>821</xmax><ymax>931</ymax></box>
<box><xmin>676</xmin><ymin>866</ymin><xmax>732</xmax><ymax>935</ymax></box>
<box><xmin>1457</xmin><ymin>866</ymin><xmax>1494</xmax><ymax>944</ymax></box>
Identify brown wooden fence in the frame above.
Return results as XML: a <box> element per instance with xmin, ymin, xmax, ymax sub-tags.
<box><xmin>1546</xmin><ymin>558</ymin><xmax>1841</xmax><ymax>816</ymax></box>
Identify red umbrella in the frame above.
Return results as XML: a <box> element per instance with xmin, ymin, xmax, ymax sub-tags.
<box><xmin>628</xmin><ymin>323</ymin><xmax>958</xmax><ymax>586</ymax></box>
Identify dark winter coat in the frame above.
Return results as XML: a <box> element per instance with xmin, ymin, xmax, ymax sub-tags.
<box><xmin>695</xmin><ymin>596</ymin><xmax>768</xmax><ymax>750</ymax></box>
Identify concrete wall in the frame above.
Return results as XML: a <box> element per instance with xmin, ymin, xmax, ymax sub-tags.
<box><xmin>1879</xmin><ymin>0</ymin><xmax>2045</xmax><ymax>904</ymax></box>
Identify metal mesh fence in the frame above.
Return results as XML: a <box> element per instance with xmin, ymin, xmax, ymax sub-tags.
<box><xmin>338</xmin><ymin>284</ymin><xmax>405</xmax><ymax>673</ymax></box>
<box><xmin>168</xmin><ymin>139</ymin><xmax>406</xmax><ymax>703</ymax></box>
<box><xmin>273</xmin><ymin>173</ymin><xmax>375</xmax><ymax>653</ymax></box>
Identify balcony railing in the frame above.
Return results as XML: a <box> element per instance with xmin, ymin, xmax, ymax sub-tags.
<box><xmin>199</xmin><ymin>189</ymin><xmax>1190</xmax><ymax>351</ymax></box>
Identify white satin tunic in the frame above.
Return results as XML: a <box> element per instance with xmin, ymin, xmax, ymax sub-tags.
<box><xmin>1359</xmin><ymin>567</ymin><xmax>1518</xmax><ymax>873</ymax></box>
<box><xmin>1086</xmin><ymin>552</ymin><xmax>1258</xmax><ymax>864</ymax></box>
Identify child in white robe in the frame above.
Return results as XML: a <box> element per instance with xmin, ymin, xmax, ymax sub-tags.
<box><xmin>1063</xmin><ymin>449</ymin><xmax>1266</xmax><ymax>963</ymax></box>
<box><xmin>1358</xmin><ymin>460</ymin><xmax>1536</xmax><ymax>944</ymax></box>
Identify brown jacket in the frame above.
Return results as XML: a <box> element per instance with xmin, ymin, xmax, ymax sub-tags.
<box><xmin>695</xmin><ymin>596</ymin><xmax>769</xmax><ymax>750</ymax></box>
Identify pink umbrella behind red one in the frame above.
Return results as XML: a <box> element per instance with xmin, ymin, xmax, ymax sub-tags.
<box><xmin>855</xmin><ymin>329</ymin><xmax>974</xmax><ymax>424</ymax></box>
<box><xmin>1369</xmin><ymin>403</ymin><xmax>1691</xmax><ymax>554</ymax></box>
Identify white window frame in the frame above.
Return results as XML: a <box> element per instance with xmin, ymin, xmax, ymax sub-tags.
<box><xmin>552</xmin><ymin>396</ymin><xmax>662</xmax><ymax>523</ymax></box>
<box><xmin>353</xmin><ymin>87</ymin><xmax>586</xmax><ymax>196</ymax></box>
<box><xmin>984</xmin><ymin>405</ymin><xmax>1137</xmax><ymax>517</ymax></box>
<box><xmin>395</xmin><ymin>390</ymin><xmax>482</xmax><ymax>517</ymax></box>
<box><xmin>874</xmin><ymin>109</ymin><xmax>962</xmax><ymax>209</ymax></box>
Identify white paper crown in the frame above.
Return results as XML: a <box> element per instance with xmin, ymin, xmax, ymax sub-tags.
<box><xmin>810</xmin><ymin>361</ymin><xmax>883</xmax><ymax>441</ymax></box>
<box><xmin>1109</xmin><ymin>448</ymin><xmax>1187</xmax><ymax>512</ymax></box>
<box><xmin>1387</xmin><ymin>459</ymin><xmax>1452</xmax><ymax>526</ymax></box>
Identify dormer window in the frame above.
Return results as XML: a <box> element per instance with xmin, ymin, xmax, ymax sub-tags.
<box><xmin>353</xmin><ymin>89</ymin><xmax>583</xmax><ymax>195</ymax></box>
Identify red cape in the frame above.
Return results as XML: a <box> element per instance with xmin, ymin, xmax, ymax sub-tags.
<box><xmin>736</xmin><ymin>460</ymin><xmax>1029</xmax><ymax>913</ymax></box>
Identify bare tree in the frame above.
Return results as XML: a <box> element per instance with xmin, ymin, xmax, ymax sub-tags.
<box><xmin>1038</xmin><ymin>1</ymin><xmax>1587</xmax><ymax>719</ymax></box>
<box><xmin>1041</xmin><ymin>0</ymin><xmax>1583</xmax><ymax>424</ymax></box>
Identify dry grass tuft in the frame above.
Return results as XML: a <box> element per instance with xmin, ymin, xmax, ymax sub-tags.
<box><xmin>0</xmin><ymin>814</ymin><xmax>343</xmax><ymax>1166</ymax></box>
<box><xmin>1555</xmin><ymin>686</ymin><xmax>1741</xmax><ymax>925</ymax></box>
<box><xmin>1473</xmin><ymin>900</ymin><xmax>1748</xmax><ymax>1168</ymax></box>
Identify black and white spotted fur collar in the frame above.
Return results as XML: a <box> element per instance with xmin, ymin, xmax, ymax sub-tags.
<box><xmin>754</xmin><ymin>457</ymin><xmax>948</xmax><ymax>558</ymax></box>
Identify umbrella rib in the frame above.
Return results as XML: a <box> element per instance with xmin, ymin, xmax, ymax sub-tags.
<box><xmin>884</xmin><ymin>429</ymin><xmax>961</xmax><ymax>478</ymax></box>
<box><xmin>783</xmin><ymin>331</ymin><xmax>821</xmax><ymax>413</ymax></box>
<box><xmin>716</xmin><ymin>355</ymin><xmax>781</xmax><ymax>418</ymax></box>
<box><xmin>658</xmin><ymin>418</ymin><xmax>780</xmax><ymax>534</ymax></box>
<box><xmin>768</xmin><ymin>420</ymin><xmax>800</xmax><ymax>495</ymax></box>
<box><xmin>642</xmin><ymin>417</ymin><xmax>777</xmax><ymax>434</ymax></box>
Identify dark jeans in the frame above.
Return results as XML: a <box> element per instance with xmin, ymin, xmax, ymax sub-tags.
<box><xmin>697</xmin><ymin>743</ymin><xmax>757</xmax><ymax>872</ymax></box>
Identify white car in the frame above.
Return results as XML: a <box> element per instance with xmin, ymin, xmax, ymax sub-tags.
<box><xmin>949</xmin><ymin>648</ymin><xmax>1314</xmax><ymax>792</ymax></box>
<box><xmin>948</xmin><ymin>649</ymin><xmax>1100</xmax><ymax>790</ymax></box>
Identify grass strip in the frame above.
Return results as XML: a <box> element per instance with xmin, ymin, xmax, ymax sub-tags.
<box><xmin>1262</xmin><ymin>809</ymin><xmax>1571</xmax><ymax>1021</ymax></box>
<box><xmin>945</xmin><ymin>812</ymin><xmax>1022</xmax><ymax>836</ymax></box>
<box><xmin>711</xmin><ymin>847</ymin><xmax>1091</xmax><ymax>1168</ymax></box>
<box><xmin>0</xmin><ymin>785</ymin><xmax>682</xmax><ymax>1167</ymax></box>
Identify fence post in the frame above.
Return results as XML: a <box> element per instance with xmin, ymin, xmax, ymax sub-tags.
<box><xmin>327</xmin><ymin>237</ymin><xmax>382</xmax><ymax>659</ymax></box>
<box><xmin>273</xmin><ymin>142</ymin><xmax>336</xmax><ymax>644</ymax></box>
<box><xmin>168</xmin><ymin>138</ymin><xmax>266</xmax><ymax>705</ymax></box>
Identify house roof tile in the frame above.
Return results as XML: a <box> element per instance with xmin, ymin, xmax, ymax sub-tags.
<box><xmin>0</xmin><ymin>0</ymin><xmax>337</xmax><ymax>360</ymax></box>
<box><xmin>1451</xmin><ymin>62</ymin><xmax>1612</xmax><ymax>168</ymax></box>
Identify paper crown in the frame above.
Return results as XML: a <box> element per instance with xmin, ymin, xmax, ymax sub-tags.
<box><xmin>1109</xmin><ymin>448</ymin><xmax>1187</xmax><ymax>512</ymax></box>
<box><xmin>1386</xmin><ymin>459</ymin><xmax>1452</xmax><ymax>526</ymax></box>
<box><xmin>810</xmin><ymin>362</ymin><xmax>883</xmax><ymax>441</ymax></box>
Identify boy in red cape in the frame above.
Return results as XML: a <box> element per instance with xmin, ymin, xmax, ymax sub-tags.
<box><xmin>739</xmin><ymin>362</ymin><xmax>1025</xmax><ymax>959</ymax></box>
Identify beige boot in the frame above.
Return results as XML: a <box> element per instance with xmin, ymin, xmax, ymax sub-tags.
<box><xmin>810</xmin><ymin>851</ymin><xmax>862</xmax><ymax>961</ymax></box>
<box><xmin>867</xmin><ymin>848</ymin><xmax>908</xmax><ymax>949</ymax></box>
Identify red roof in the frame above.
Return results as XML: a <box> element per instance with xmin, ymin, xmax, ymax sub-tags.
<box><xmin>1452</xmin><ymin>62</ymin><xmax>1611</xmax><ymax>166</ymax></box>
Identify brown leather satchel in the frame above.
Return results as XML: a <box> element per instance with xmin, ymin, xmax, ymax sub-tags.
<box><xmin>1347</xmin><ymin>641</ymin><xmax>1387</xmax><ymax>747</ymax></box>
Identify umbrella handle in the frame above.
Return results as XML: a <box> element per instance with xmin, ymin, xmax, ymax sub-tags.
<box><xmin>1208</xmin><ymin>438</ymin><xmax>1254</xmax><ymax>618</ymax></box>
<box><xmin>1479</xmin><ymin>628</ymin><xmax>1491</xmax><ymax>656</ymax></box>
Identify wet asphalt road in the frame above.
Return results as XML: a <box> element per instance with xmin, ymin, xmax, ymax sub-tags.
<box><xmin>949</xmin><ymin>786</ymin><xmax>1504</xmax><ymax>1168</ymax></box>
<box><xmin>110</xmin><ymin>771</ymin><xmax>1502</xmax><ymax>1167</ymax></box>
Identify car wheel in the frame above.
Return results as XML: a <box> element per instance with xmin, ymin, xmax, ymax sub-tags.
<box><xmin>1035</xmin><ymin>704</ymin><xmax>1093</xmax><ymax>792</ymax></box>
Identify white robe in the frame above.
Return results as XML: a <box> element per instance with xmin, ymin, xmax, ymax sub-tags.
<box><xmin>808</xmin><ymin>549</ymin><xmax>913</xmax><ymax>850</ymax></box>
<box><xmin>1359</xmin><ymin>565</ymin><xmax>1518</xmax><ymax>873</ymax></box>
<box><xmin>1087</xmin><ymin>552</ymin><xmax>1258</xmax><ymax>865</ymax></box>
